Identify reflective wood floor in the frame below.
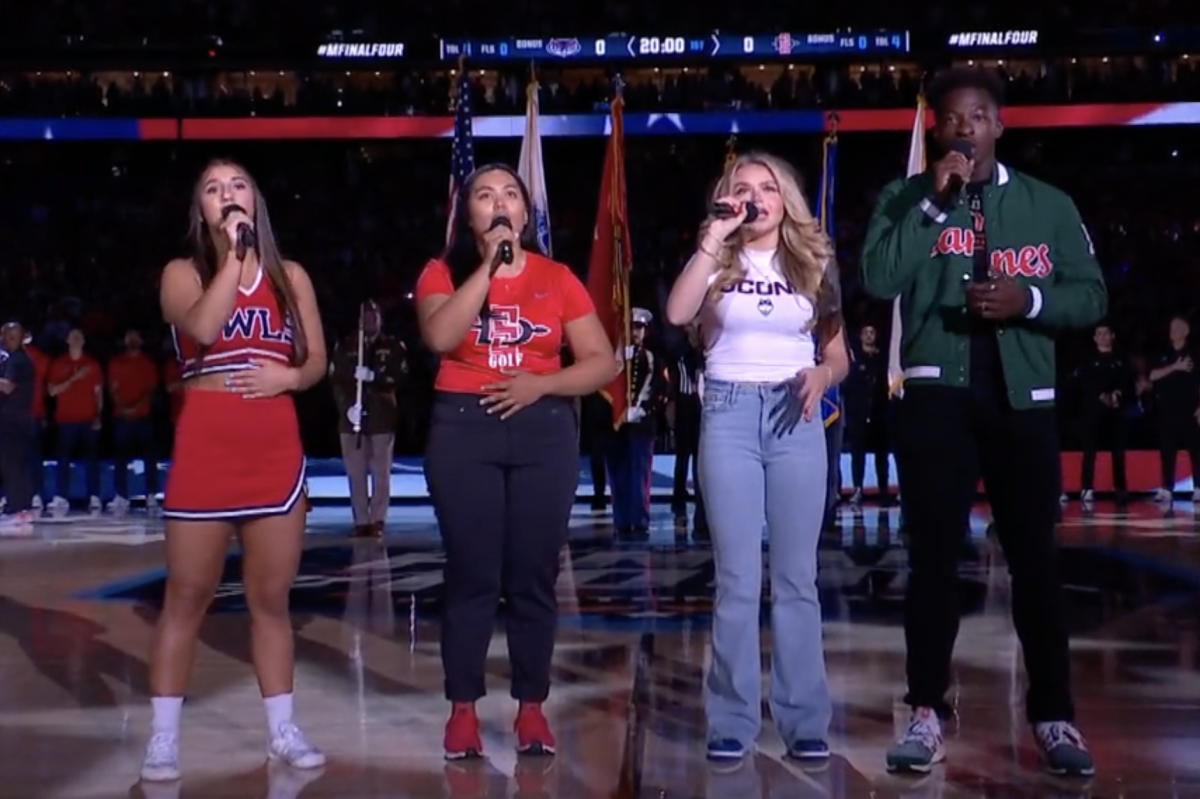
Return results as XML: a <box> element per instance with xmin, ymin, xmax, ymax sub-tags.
<box><xmin>2</xmin><ymin>499</ymin><xmax>1200</xmax><ymax>798</ymax></box>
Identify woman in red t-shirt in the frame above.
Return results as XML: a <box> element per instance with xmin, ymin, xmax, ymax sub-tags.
<box><xmin>415</xmin><ymin>163</ymin><xmax>616</xmax><ymax>760</ymax></box>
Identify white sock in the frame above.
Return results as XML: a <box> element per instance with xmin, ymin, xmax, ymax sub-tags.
<box><xmin>150</xmin><ymin>696</ymin><xmax>183</xmax><ymax>735</ymax></box>
<box><xmin>264</xmin><ymin>692</ymin><xmax>294</xmax><ymax>733</ymax></box>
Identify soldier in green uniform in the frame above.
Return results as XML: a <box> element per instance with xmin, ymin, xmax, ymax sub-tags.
<box><xmin>329</xmin><ymin>300</ymin><xmax>408</xmax><ymax>537</ymax></box>
<box><xmin>861</xmin><ymin>68</ymin><xmax>1105</xmax><ymax>778</ymax></box>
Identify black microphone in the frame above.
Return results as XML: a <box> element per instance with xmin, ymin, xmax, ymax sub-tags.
<box><xmin>220</xmin><ymin>204</ymin><xmax>257</xmax><ymax>261</ymax></box>
<box><xmin>490</xmin><ymin>216</ymin><xmax>515</xmax><ymax>265</ymax></box>
<box><xmin>710</xmin><ymin>201</ymin><xmax>759</xmax><ymax>224</ymax></box>
<box><xmin>944</xmin><ymin>139</ymin><xmax>975</xmax><ymax>199</ymax></box>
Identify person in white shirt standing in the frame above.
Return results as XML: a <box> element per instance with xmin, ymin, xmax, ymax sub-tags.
<box><xmin>665</xmin><ymin>151</ymin><xmax>850</xmax><ymax>763</ymax></box>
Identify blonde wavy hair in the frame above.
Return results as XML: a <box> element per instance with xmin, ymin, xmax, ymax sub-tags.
<box><xmin>704</xmin><ymin>151</ymin><xmax>843</xmax><ymax>343</ymax></box>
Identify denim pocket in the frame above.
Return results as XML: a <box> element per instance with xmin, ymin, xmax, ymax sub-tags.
<box><xmin>702</xmin><ymin>381</ymin><xmax>737</xmax><ymax>413</ymax></box>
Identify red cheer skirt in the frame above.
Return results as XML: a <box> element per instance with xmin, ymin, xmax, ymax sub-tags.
<box><xmin>162</xmin><ymin>390</ymin><xmax>306</xmax><ymax>521</ymax></box>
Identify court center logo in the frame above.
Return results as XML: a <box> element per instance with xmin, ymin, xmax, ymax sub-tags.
<box><xmin>471</xmin><ymin>304</ymin><xmax>550</xmax><ymax>369</ymax></box>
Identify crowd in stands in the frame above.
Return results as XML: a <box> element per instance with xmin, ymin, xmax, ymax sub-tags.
<box><xmin>2</xmin><ymin>57</ymin><xmax>1199</xmax><ymax>119</ymax></box>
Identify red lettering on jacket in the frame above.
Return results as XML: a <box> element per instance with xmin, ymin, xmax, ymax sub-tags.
<box><xmin>989</xmin><ymin>244</ymin><xmax>1054</xmax><ymax>278</ymax></box>
<box><xmin>931</xmin><ymin>227</ymin><xmax>976</xmax><ymax>257</ymax></box>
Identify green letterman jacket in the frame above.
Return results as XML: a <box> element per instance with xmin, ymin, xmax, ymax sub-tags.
<box><xmin>860</xmin><ymin>163</ymin><xmax>1107</xmax><ymax>410</ymax></box>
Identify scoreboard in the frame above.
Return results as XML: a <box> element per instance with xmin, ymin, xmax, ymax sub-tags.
<box><xmin>438</xmin><ymin>31</ymin><xmax>910</xmax><ymax>63</ymax></box>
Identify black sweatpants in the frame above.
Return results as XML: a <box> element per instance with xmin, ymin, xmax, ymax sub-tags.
<box><xmin>0</xmin><ymin>420</ymin><xmax>35</xmax><ymax>513</ymax></box>
<box><xmin>895</xmin><ymin>384</ymin><xmax>1074</xmax><ymax>724</ymax></box>
<box><xmin>1157</xmin><ymin>405</ymin><xmax>1200</xmax><ymax>492</ymax></box>
<box><xmin>425</xmin><ymin>392</ymin><xmax>579</xmax><ymax>703</ymax></box>
<box><xmin>1079</xmin><ymin>407</ymin><xmax>1127</xmax><ymax>492</ymax></box>
<box><xmin>847</xmin><ymin>412</ymin><xmax>889</xmax><ymax>497</ymax></box>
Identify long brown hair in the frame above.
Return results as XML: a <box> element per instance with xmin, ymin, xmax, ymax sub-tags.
<box><xmin>703</xmin><ymin>151</ymin><xmax>843</xmax><ymax>344</ymax></box>
<box><xmin>187</xmin><ymin>159</ymin><xmax>308</xmax><ymax>364</ymax></box>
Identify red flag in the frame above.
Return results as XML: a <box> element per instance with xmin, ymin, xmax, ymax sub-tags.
<box><xmin>585</xmin><ymin>97</ymin><xmax>632</xmax><ymax>429</ymax></box>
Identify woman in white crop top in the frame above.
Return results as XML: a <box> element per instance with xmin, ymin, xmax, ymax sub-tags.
<box><xmin>665</xmin><ymin>151</ymin><xmax>850</xmax><ymax>762</ymax></box>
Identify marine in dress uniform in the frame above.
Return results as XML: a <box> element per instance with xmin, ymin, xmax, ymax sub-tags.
<box><xmin>330</xmin><ymin>301</ymin><xmax>408</xmax><ymax>537</ymax></box>
<box><xmin>606</xmin><ymin>307</ymin><xmax>668</xmax><ymax>538</ymax></box>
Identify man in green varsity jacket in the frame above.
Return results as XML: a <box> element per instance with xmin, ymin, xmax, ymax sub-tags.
<box><xmin>860</xmin><ymin>68</ymin><xmax>1104</xmax><ymax>779</ymax></box>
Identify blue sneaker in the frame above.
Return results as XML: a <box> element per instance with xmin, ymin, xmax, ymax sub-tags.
<box><xmin>787</xmin><ymin>739</ymin><xmax>830</xmax><ymax>760</ymax></box>
<box><xmin>706</xmin><ymin>738</ymin><xmax>746</xmax><ymax>761</ymax></box>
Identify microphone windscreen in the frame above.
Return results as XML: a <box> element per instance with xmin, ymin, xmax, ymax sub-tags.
<box><xmin>948</xmin><ymin>139</ymin><xmax>975</xmax><ymax>159</ymax></box>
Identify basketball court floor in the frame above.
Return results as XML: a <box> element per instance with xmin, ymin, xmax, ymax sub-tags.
<box><xmin>2</xmin><ymin>499</ymin><xmax>1199</xmax><ymax>798</ymax></box>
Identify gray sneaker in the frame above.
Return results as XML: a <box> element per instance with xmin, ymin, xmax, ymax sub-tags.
<box><xmin>1034</xmin><ymin>722</ymin><xmax>1094</xmax><ymax>777</ymax></box>
<box><xmin>885</xmin><ymin>707</ymin><xmax>945</xmax><ymax>773</ymax></box>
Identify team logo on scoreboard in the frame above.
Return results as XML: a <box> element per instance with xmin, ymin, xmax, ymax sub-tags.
<box><xmin>545</xmin><ymin>38</ymin><xmax>583</xmax><ymax>58</ymax></box>
<box><xmin>773</xmin><ymin>33</ymin><xmax>794</xmax><ymax>55</ymax></box>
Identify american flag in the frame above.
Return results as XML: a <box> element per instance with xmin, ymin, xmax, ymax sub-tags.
<box><xmin>446</xmin><ymin>59</ymin><xmax>475</xmax><ymax>244</ymax></box>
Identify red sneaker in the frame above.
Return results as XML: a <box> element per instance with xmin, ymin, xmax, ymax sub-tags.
<box><xmin>444</xmin><ymin>703</ymin><xmax>483</xmax><ymax>760</ymax></box>
<box><xmin>514</xmin><ymin>703</ymin><xmax>556</xmax><ymax>756</ymax></box>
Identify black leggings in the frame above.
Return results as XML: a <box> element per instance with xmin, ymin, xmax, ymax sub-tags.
<box><xmin>425</xmin><ymin>392</ymin><xmax>579</xmax><ymax>703</ymax></box>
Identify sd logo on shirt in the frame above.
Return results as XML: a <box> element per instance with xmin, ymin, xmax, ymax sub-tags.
<box><xmin>471</xmin><ymin>305</ymin><xmax>551</xmax><ymax>369</ymax></box>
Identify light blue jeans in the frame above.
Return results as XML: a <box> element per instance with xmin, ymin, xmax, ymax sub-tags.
<box><xmin>699</xmin><ymin>378</ymin><xmax>832</xmax><ymax>746</ymax></box>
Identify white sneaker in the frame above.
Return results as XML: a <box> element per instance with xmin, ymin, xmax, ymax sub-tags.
<box><xmin>140</xmin><ymin>731</ymin><xmax>181</xmax><ymax>782</ymax></box>
<box><xmin>88</xmin><ymin>495</ymin><xmax>102</xmax><ymax>514</ymax></box>
<box><xmin>48</xmin><ymin>496</ymin><xmax>70</xmax><ymax>517</ymax></box>
<box><xmin>267</xmin><ymin>722</ymin><xmax>326</xmax><ymax>769</ymax></box>
<box><xmin>107</xmin><ymin>496</ymin><xmax>130</xmax><ymax>516</ymax></box>
<box><xmin>1155</xmin><ymin>488</ymin><xmax>1173</xmax><ymax>503</ymax></box>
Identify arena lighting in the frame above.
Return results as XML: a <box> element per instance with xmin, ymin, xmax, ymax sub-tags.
<box><xmin>4</xmin><ymin>102</ymin><xmax>1200</xmax><ymax>141</ymax></box>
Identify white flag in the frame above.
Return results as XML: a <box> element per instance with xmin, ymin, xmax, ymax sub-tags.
<box><xmin>518</xmin><ymin>80</ymin><xmax>552</xmax><ymax>256</ymax></box>
<box><xmin>887</xmin><ymin>96</ymin><xmax>927</xmax><ymax>399</ymax></box>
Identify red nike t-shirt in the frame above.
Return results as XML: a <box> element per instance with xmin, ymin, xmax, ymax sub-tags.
<box><xmin>415</xmin><ymin>253</ymin><xmax>595</xmax><ymax>394</ymax></box>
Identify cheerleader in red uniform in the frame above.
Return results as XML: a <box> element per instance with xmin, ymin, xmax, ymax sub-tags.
<box><xmin>140</xmin><ymin>160</ymin><xmax>328</xmax><ymax>783</ymax></box>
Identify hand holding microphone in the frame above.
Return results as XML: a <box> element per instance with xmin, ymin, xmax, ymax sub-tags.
<box><xmin>482</xmin><ymin>216</ymin><xmax>516</xmax><ymax>273</ymax></box>
<box><xmin>932</xmin><ymin>139</ymin><xmax>975</xmax><ymax>204</ymax></box>
<box><xmin>702</xmin><ymin>195</ymin><xmax>758</xmax><ymax>248</ymax></box>
<box><xmin>220</xmin><ymin>204</ymin><xmax>257</xmax><ymax>262</ymax></box>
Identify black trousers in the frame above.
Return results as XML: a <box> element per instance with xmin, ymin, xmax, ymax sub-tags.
<box><xmin>847</xmin><ymin>411</ymin><xmax>889</xmax><ymax>496</ymax></box>
<box><xmin>114</xmin><ymin>417</ymin><xmax>159</xmax><ymax>498</ymax></box>
<box><xmin>425</xmin><ymin>392</ymin><xmax>579</xmax><ymax>703</ymax></box>
<box><xmin>1157</xmin><ymin>406</ymin><xmax>1200</xmax><ymax>492</ymax></box>
<box><xmin>823</xmin><ymin>414</ymin><xmax>844</xmax><ymax>530</ymax></box>
<box><xmin>1079</xmin><ymin>407</ymin><xmax>1127</xmax><ymax>492</ymax></box>
<box><xmin>671</xmin><ymin>394</ymin><xmax>701</xmax><ymax>511</ymax></box>
<box><xmin>895</xmin><ymin>384</ymin><xmax>1073</xmax><ymax>723</ymax></box>
<box><xmin>0</xmin><ymin>420</ymin><xmax>35</xmax><ymax>513</ymax></box>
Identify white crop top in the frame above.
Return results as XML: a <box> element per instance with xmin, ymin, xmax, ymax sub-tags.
<box><xmin>699</xmin><ymin>248</ymin><xmax>817</xmax><ymax>383</ymax></box>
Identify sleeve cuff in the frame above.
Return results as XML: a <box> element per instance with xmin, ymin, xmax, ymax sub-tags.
<box><xmin>1025</xmin><ymin>286</ymin><xmax>1044</xmax><ymax>319</ymax></box>
<box><xmin>919</xmin><ymin>196</ymin><xmax>949</xmax><ymax>225</ymax></box>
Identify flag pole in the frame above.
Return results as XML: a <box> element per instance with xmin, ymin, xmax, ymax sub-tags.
<box><xmin>612</xmin><ymin>75</ymin><xmax>633</xmax><ymax>415</ymax></box>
